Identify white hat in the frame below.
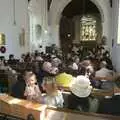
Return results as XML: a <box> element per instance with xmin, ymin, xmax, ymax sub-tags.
<box><xmin>70</xmin><ymin>75</ymin><xmax>92</xmax><ymax>98</ymax></box>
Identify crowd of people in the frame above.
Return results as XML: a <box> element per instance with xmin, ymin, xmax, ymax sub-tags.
<box><xmin>0</xmin><ymin>43</ymin><xmax>120</xmax><ymax>116</ymax></box>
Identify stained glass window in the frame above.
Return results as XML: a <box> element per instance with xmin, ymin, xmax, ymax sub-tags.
<box><xmin>80</xmin><ymin>16</ymin><xmax>97</xmax><ymax>41</ymax></box>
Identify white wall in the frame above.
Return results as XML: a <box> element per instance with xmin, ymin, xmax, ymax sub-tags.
<box><xmin>48</xmin><ymin>0</ymin><xmax>112</xmax><ymax>50</ymax></box>
<box><xmin>111</xmin><ymin>0</ymin><xmax>120</xmax><ymax>71</ymax></box>
<box><xmin>0</xmin><ymin>0</ymin><xmax>29</xmax><ymax>59</ymax></box>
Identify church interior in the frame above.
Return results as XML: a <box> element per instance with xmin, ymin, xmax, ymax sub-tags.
<box><xmin>0</xmin><ymin>0</ymin><xmax>120</xmax><ymax>120</ymax></box>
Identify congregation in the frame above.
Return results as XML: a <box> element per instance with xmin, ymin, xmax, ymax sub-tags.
<box><xmin>0</xmin><ymin>42</ymin><xmax>119</xmax><ymax>116</ymax></box>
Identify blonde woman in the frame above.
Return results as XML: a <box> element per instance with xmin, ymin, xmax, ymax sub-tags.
<box><xmin>42</xmin><ymin>76</ymin><xmax>64</xmax><ymax>108</ymax></box>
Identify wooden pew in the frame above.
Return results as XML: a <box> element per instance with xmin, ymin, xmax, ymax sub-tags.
<box><xmin>94</xmin><ymin>76</ymin><xmax>114</xmax><ymax>81</ymax></box>
<box><xmin>46</xmin><ymin>107</ymin><xmax>120</xmax><ymax>120</ymax></box>
<box><xmin>58</xmin><ymin>86</ymin><xmax>114</xmax><ymax>97</ymax></box>
<box><xmin>0</xmin><ymin>94</ymin><xmax>47</xmax><ymax>120</ymax></box>
<box><xmin>0</xmin><ymin>94</ymin><xmax>120</xmax><ymax>120</ymax></box>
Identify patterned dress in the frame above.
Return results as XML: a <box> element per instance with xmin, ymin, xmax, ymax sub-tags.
<box><xmin>24</xmin><ymin>84</ymin><xmax>42</xmax><ymax>102</ymax></box>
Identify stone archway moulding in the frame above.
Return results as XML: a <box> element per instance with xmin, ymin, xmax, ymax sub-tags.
<box><xmin>49</xmin><ymin>0</ymin><xmax>111</xmax><ymax>48</ymax></box>
<box><xmin>50</xmin><ymin>0</ymin><xmax>105</xmax><ymax>25</ymax></box>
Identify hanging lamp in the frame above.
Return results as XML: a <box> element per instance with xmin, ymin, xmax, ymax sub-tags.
<box><xmin>13</xmin><ymin>0</ymin><xmax>16</xmax><ymax>25</ymax></box>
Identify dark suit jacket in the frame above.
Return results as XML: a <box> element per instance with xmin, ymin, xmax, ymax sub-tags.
<box><xmin>98</xmin><ymin>95</ymin><xmax>120</xmax><ymax>116</ymax></box>
<box><xmin>11</xmin><ymin>79</ymin><xmax>26</xmax><ymax>99</ymax></box>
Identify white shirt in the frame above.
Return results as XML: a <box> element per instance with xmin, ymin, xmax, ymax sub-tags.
<box><xmin>72</xmin><ymin>63</ymin><xmax>78</xmax><ymax>70</ymax></box>
<box><xmin>95</xmin><ymin>67</ymin><xmax>113</xmax><ymax>78</ymax></box>
<box><xmin>43</xmin><ymin>91</ymin><xmax>64</xmax><ymax>108</ymax></box>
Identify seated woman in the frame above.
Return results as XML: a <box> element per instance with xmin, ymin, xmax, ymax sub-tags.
<box><xmin>42</xmin><ymin>76</ymin><xmax>64</xmax><ymax>108</ymax></box>
<box><xmin>98</xmin><ymin>74</ymin><xmax>120</xmax><ymax>115</ymax></box>
<box><xmin>68</xmin><ymin>75</ymin><xmax>93</xmax><ymax>112</ymax></box>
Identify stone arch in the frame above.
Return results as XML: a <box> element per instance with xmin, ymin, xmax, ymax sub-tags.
<box><xmin>49</xmin><ymin>0</ymin><xmax>111</xmax><ymax>48</ymax></box>
<box><xmin>51</xmin><ymin>0</ymin><xmax>105</xmax><ymax>25</ymax></box>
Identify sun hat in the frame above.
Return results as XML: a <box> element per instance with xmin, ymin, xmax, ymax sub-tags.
<box><xmin>56</xmin><ymin>73</ymin><xmax>73</xmax><ymax>87</ymax></box>
<box><xmin>70</xmin><ymin>75</ymin><xmax>92</xmax><ymax>98</ymax></box>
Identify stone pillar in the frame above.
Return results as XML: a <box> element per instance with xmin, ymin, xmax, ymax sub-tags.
<box><xmin>73</xmin><ymin>16</ymin><xmax>80</xmax><ymax>44</ymax></box>
<box><xmin>28</xmin><ymin>0</ymin><xmax>48</xmax><ymax>52</ymax></box>
<box><xmin>49</xmin><ymin>24</ymin><xmax>60</xmax><ymax>48</ymax></box>
<box><xmin>111</xmin><ymin>0</ymin><xmax>119</xmax><ymax>71</ymax></box>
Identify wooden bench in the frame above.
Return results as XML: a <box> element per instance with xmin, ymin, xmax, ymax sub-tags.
<box><xmin>94</xmin><ymin>76</ymin><xmax>114</xmax><ymax>81</ymax></box>
<box><xmin>58</xmin><ymin>86</ymin><xmax>114</xmax><ymax>97</ymax></box>
<box><xmin>46</xmin><ymin>107</ymin><xmax>120</xmax><ymax>120</ymax></box>
<box><xmin>0</xmin><ymin>94</ymin><xmax>120</xmax><ymax>120</ymax></box>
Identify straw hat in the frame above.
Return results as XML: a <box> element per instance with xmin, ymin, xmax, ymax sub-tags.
<box><xmin>70</xmin><ymin>75</ymin><xmax>92</xmax><ymax>98</ymax></box>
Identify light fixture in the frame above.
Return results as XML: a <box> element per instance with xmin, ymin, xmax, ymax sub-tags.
<box><xmin>67</xmin><ymin>33</ymin><xmax>71</xmax><ymax>37</ymax></box>
<box><xmin>13</xmin><ymin>0</ymin><xmax>16</xmax><ymax>25</ymax></box>
<box><xmin>44</xmin><ymin>30</ymin><xmax>48</xmax><ymax>34</ymax></box>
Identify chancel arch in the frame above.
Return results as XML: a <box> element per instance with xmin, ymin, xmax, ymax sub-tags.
<box><xmin>49</xmin><ymin>0</ymin><xmax>111</xmax><ymax>50</ymax></box>
<box><xmin>59</xmin><ymin>0</ymin><xmax>103</xmax><ymax>53</ymax></box>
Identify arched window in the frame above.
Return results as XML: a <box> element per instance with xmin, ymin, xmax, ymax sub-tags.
<box><xmin>80</xmin><ymin>16</ymin><xmax>97</xmax><ymax>41</ymax></box>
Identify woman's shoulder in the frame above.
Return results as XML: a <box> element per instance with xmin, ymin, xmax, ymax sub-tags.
<box><xmin>55</xmin><ymin>90</ymin><xmax>64</xmax><ymax>102</ymax></box>
<box><xmin>56</xmin><ymin>90</ymin><xmax>63</xmax><ymax>96</ymax></box>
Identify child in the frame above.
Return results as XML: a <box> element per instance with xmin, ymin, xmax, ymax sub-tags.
<box><xmin>42</xmin><ymin>76</ymin><xmax>64</xmax><ymax>108</ymax></box>
<box><xmin>24</xmin><ymin>72</ymin><xmax>43</xmax><ymax>103</ymax></box>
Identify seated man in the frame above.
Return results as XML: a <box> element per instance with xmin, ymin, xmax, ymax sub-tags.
<box><xmin>98</xmin><ymin>74</ymin><xmax>120</xmax><ymax>116</ymax></box>
<box><xmin>8</xmin><ymin>54</ymin><xmax>15</xmax><ymax>64</ymax></box>
<box><xmin>95</xmin><ymin>61</ymin><xmax>113</xmax><ymax>78</ymax></box>
<box><xmin>95</xmin><ymin>61</ymin><xmax>114</xmax><ymax>90</ymax></box>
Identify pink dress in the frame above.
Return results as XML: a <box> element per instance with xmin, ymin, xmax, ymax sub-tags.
<box><xmin>24</xmin><ymin>84</ymin><xmax>42</xmax><ymax>102</ymax></box>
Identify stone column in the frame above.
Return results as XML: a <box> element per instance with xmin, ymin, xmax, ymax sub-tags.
<box><xmin>49</xmin><ymin>24</ymin><xmax>60</xmax><ymax>48</ymax></box>
<box><xmin>73</xmin><ymin>16</ymin><xmax>80</xmax><ymax>44</ymax></box>
<box><xmin>28</xmin><ymin>0</ymin><xmax>48</xmax><ymax>52</ymax></box>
